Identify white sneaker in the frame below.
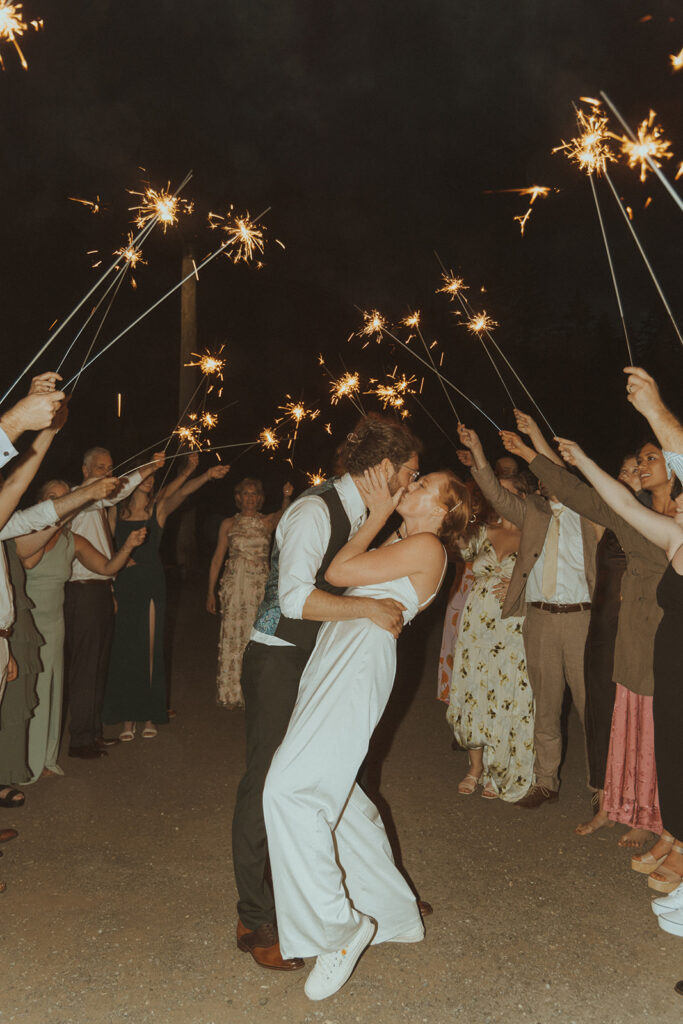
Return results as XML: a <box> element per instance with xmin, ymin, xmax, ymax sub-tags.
<box><xmin>388</xmin><ymin>921</ymin><xmax>425</xmax><ymax>943</ymax></box>
<box><xmin>651</xmin><ymin>884</ymin><xmax>683</xmax><ymax>917</ymax></box>
<box><xmin>658</xmin><ymin>908</ymin><xmax>683</xmax><ymax>937</ymax></box>
<box><xmin>304</xmin><ymin>916</ymin><xmax>377</xmax><ymax>1001</ymax></box>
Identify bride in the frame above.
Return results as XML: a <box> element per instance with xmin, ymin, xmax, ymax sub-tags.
<box><xmin>263</xmin><ymin>464</ymin><xmax>470</xmax><ymax>1001</ymax></box>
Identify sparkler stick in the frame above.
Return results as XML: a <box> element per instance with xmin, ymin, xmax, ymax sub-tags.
<box><xmin>0</xmin><ymin>171</ymin><xmax>193</xmax><ymax>406</ymax></box>
<box><xmin>134</xmin><ymin>441</ymin><xmax>256</xmax><ymax>473</ymax></box>
<box><xmin>602</xmin><ymin>168</ymin><xmax>683</xmax><ymax>348</ymax></box>
<box><xmin>410</xmin><ymin>392</ymin><xmax>460</xmax><ymax>450</ymax></box>
<box><xmin>55</xmin><ymin>268</ymin><xmax>127</xmax><ymax>373</ymax></box>
<box><xmin>112</xmin><ymin>433</ymin><xmax>177</xmax><ymax>473</ymax></box>
<box><xmin>70</xmin><ymin>261</ymin><xmax>131</xmax><ymax>395</ymax></box>
<box><xmin>452</xmin><ymin>293</ymin><xmax>516</xmax><ymax>408</ymax></box>
<box><xmin>408</xmin><ymin>314</ymin><xmax>462</xmax><ymax>422</ymax></box>
<box><xmin>587</xmin><ymin>174</ymin><xmax>634</xmax><ymax>362</ymax></box>
<box><xmin>62</xmin><ymin>206</ymin><xmax>270</xmax><ymax>390</ymax></box>
<box><xmin>600</xmin><ymin>91</ymin><xmax>683</xmax><ymax>215</ymax></box>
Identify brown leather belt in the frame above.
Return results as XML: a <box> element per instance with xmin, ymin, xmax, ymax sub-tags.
<box><xmin>530</xmin><ymin>601</ymin><xmax>591</xmax><ymax>614</ymax></box>
<box><xmin>0</xmin><ymin>627</ymin><xmax>13</xmax><ymax>638</ymax></box>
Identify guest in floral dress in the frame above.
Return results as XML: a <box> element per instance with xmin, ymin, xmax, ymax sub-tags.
<box><xmin>207</xmin><ymin>479</ymin><xmax>292</xmax><ymax>708</ymax></box>
<box><xmin>446</xmin><ymin>476</ymin><xmax>535</xmax><ymax>802</ymax></box>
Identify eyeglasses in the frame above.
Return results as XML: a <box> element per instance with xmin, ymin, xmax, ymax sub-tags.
<box><xmin>401</xmin><ymin>465</ymin><xmax>420</xmax><ymax>482</ymax></box>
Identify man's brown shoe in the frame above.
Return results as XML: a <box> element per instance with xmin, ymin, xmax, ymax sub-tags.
<box><xmin>236</xmin><ymin>920</ymin><xmax>304</xmax><ymax>971</ymax></box>
<box><xmin>515</xmin><ymin>784</ymin><xmax>559</xmax><ymax>809</ymax></box>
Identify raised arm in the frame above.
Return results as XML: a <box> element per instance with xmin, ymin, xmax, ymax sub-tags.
<box><xmin>625</xmin><ymin>366</ymin><xmax>683</xmax><ymax>461</ymax></box>
<box><xmin>0</xmin><ymin>400</ymin><xmax>69</xmax><ymax>530</ymax></box>
<box><xmin>158</xmin><ymin>452</ymin><xmax>198</xmax><ymax>504</ymax></box>
<box><xmin>206</xmin><ymin>517</ymin><xmax>234</xmax><ymax>613</ymax></box>
<box><xmin>513</xmin><ymin>409</ymin><xmax>563</xmax><ymax>466</ymax></box>
<box><xmin>457</xmin><ymin>423</ymin><xmax>526</xmax><ymax>529</ymax></box>
<box><xmin>157</xmin><ymin>463</ymin><xmax>230</xmax><ymax>525</ymax></box>
<box><xmin>555</xmin><ymin>439</ymin><xmax>681</xmax><ymax>556</ymax></box>
<box><xmin>529</xmin><ymin>452</ymin><xmax>619</xmax><ymax>531</ymax></box>
<box><xmin>73</xmin><ymin>527</ymin><xmax>148</xmax><ymax>576</ymax></box>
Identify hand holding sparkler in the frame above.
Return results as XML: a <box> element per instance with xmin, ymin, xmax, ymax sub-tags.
<box><xmin>122</xmin><ymin>527</ymin><xmax>149</xmax><ymax>553</ymax></box>
<box><xmin>624</xmin><ymin>367</ymin><xmax>683</xmax><ymax>455</ymax></box>
<box><xmin>206</xmin><ymin>464</ymin><xmax>230</xmax><ymax>481</ymax></box>
<box><xmin>499</xmin><ymin>431</ymin><xmax>536</xmax><ymax>464</ymax></box>
<box><xmin>456</xmin><ymin>423</ymin><xmax>482</xmax><ymax>455</ymax></box>
<box><xmin>554</xmin><ymin>438</ymin><xmax>588</xmax><ymax>469</ymax></box>
<box><xmin>456</xmin><ymin>449</ymin><xmax>474</xmax><ymax>469</ymax></box>
<box><xmin>29</xmin><ymin>371</ymin><xmax>62</xmax><ymax>395</ymax></box>
<box><xmin>80</xmin><ymin>476</ymin><xmax>123</xmax><ymax>504</ymax></box>
<box><xmin>512</xmin><ymin>409</ymin><xmax>564</xmax><ymax>466</ymax></box>
<box><xmin>0</xmin><ymin>389</ymin><xmax>66</xmax><ymax>441</ymax></box>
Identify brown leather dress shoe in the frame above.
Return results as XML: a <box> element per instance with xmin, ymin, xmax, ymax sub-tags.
<box><xmin>236</xmin><ymin>920</ymin><xmax>304</xmax><ymax>971</ymax></box>
<box><xmin>515</xmin><ymin>784</ymin><xmax>559</xmax><ymax>809</ymax></box>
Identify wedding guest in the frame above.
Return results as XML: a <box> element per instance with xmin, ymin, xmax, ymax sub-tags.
<box><xmin>207</xmin><ymin>479</ymin><xmax>293</xmax><ymax>709</ymax></box>
<box><xmin>624</xmin><ymin>366</ymin><xmax>683</xmax><ymax>480</ymax></box>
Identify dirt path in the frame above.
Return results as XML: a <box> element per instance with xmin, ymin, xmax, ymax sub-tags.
<box><xmin>2</xmin><ymin>579</ymin><xmax>681</xmax><ymax>1024</ymax></box>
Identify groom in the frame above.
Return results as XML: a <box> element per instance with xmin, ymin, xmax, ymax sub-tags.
<box><xmin>232</xmin><ymin>414</ymin><xmax>421</xmax><ymax>971</ymax></box>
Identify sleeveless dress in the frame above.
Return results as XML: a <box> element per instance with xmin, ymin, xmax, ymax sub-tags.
<box><xmin>25</xmin><ymin>531</ymin><xmax>75</xmax><ymax>779</ymax></box>
<box><xmin>652</xmin><ymin>560</ymin><xmax>683</xmax><ymax>839</ymax></box>
<box><xmin>102</xmin><ymin>513</ymin><xmax>168</xmax><ymax>726</ymax></box>
<box><xmin>216</xmin><ymin>513</ymin><xmax>271</xmax><ymax>707</ymax></box>
<box><xmin>446</xmin><ymin>526</ymin><xmax>534</xmax><ymax>801</ymax></box>
<box><xmin>264</xmin><ymin>547</ymin><xmax>446</xmax><ymax>958</ymax></box>
<box><xmin>437</xmin><ymin>558</ymin><xmax>475</xmax><ymax>703</ymax></box>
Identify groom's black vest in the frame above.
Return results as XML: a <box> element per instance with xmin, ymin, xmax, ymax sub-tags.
<box><xmin>252</xmin><ymin>479</ymin><xmax>351</xmax><ymax>655</ymax></box>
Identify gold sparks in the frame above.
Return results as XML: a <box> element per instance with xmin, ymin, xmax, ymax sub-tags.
<box><xmin>466</xmin><ymin>311</ymin><xmax>498</xmax><ymax>335</ymax></box>
<box><xmin>514</xmin><ymin>208</ymin><xmax>533</xmax><ymax>236</ymax></box>
<box><xmin>676</xmin><ymin>162</ymin><xmax>683</xmax><ymax>180</ymax></box>
<box><xmin>114</xmin><ymin>233</ymin><xmax>146</xmax><ymax>270</ymax></box>
<box><xmin>201</xmin><ymin>411</ymin><xmax>217</xmax><ymax>430</ymax></box>
<box><xmin>670</xmin><ymin>48</ymin><xmax>683</xmax><ymax>71</ymax></box>
<box><xmin>306</xmin><ymin>469</ymin><xmax>326</xmax><ymax>487</ymax></box>
<box><xmin>403</xmin><ymin>311</ymin><xmax>421</xmax><ymax>328</ymax></box>
<box><xmin>208</xmin><ymin>208</ymin><xmax>266</xmax><ymax>263</ymax></box>
<box><xmin>484</xmin><ymin>185</ymin><xmax>555</xmax><ymax>235</ymax></box>
<box><xmin>129</xmin><ymin>183</ymin><xmax>193</xmax><ymax>232</ymax></box>
<box><xmin>330</xmin><ymin>371</ymin><xmax>360</xmax><ymax>405</ymax></box>
<box><xmin>69</xmin><ymin>195</ymin><xmax>102</xmax><ymax>214</ymax></box>
<box><xmin>621</xmin><ymin>110</ymin><xmax>673</xmax><ymax>183</ymax></box>
<box><xmin>437</xmin><ymin>272</ymin><xmax>468</xmax><ymax>298</ymax></box>
<box><xmin>367</xmin><ymin>372</ymin><xmax>416</xmax><ymax>414</ymax></box>
<box><xmin>0</xmin><ymin>2</ymin><xmax>42</xmax><ymax>71</ymax></box>
<box><xmin>358</xmin><ymin>309</ymin><xmax>387</xmax><ymax>342</ymax></box>
<box><xmin>174</xmin><ymin>425</ymin><xmax>202</xmax><ymax>450</ymax></box>
<box><xmin>259</xmin><ymin>427</ymin><xmax>279</xmax><ymax>451</ymax></box>
<box><xmin>186</xmin><ymin>349</ymin><xmax>226</xmax><ymax>381</ymax></box>
<box><xmin>554</xmin><ymin>104</ymin><xmax>617</xmax><ymax>176</ymax></box>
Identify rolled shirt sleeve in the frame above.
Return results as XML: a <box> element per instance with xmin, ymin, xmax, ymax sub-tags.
<box><xmin>0</xmin><ymin>499</ymin><xmax>58</xmax><ymax>539</ymax></box>
<box><xmin>0</xmin><ymin>428</ymin><xmax>18</xmax><ymax>469</ymax></box>
<box><xmin>277</xmin><ymin>496</ymin><xmax>332</xmax><ymax>620</ymax></box>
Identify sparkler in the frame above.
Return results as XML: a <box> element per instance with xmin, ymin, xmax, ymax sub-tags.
<box><xmin>0</xmin><ymin>2</ymin><xmax>42</xmax><ymax>70</ymax></box>
<box><xmin>553</xmin><ymin>104</ymin><xmax>617</xmax><ymax>177</ymax></box>
<box><xmin>259</xmin><ymin>427</ymin><xmax>279</xmax><ymax>451</ymax></box>
<box><xmin>670</xmin><ymin>48</ymin><xmax>683</xmax><ymax>71</ymax></box>
<box><xmin>185</xmin><ymin>348</ymin><xmax>226</xmax><ymax>384</ymax></box>
<box><xmin>466</xmin><ymin>311</ymin><xmax>498</xmax><ymax>336</ymax></box>
<box><xmin>69</xmin><ymin>195</ymin><xmax>102</xmax><ymax>214</ymax></box>
<box><xmin>436</xmin><ymin>272</ymin><xmax>468</xmax><ymax>298</ymax></box>
<box><xmin>620</xmin><ymin>110</ymin><xmax>673</xmax><ymax>183</ymax></box>
<box><xmin>588</xmin><ymin>174</ymin><xmax>634</xmax><ymax>362</ymax></box>
<box><xmin>329</xmin><ymin>371</ymin><xmax>361</xmax><ymax>406</ymax></box>
<box><xmin>201</xmin><ymin>411</ymin><xmax>218</xmax><ymax>430</ymax></box>
<box><xmin>367</xmin><ymin>372</ymin><xmax>417</xmax><ymax>414</ymax></box>
<box><xmin>129</xmin><ymin>183</ymin><xmax>193</xmax><ymax>232</ymax></box>
<box><xmin>114</xmin><ymin>233</ymin><xmax>146</xmax><ymax>270</ymax></box>
<box><xmin>484</xmin><ymin>186</ymin><xmax>556</xmax><ymax>235</ymax></box>
<box><xmin>306</xmin><ymin>470</ymin><xmax>326</xmax><ymax>487</ymax></box>
<box><xmin>600</xmin><ymin>92</ymin><xmax>683</xmax><ymax>214</ymax></box>
<box><xmin>208</xmin><ymin>208</ymin><xmax>266</xmax><ymax>263</ymax></box>
<box><xmin>401</xmin><ymin>309</ymin><xmax>462</xmax><ymax>422</ymax></box>
<box><xmin>173</xmin><ymin>424</ymin><xmax>203</xmax><ymax>450</ymax></box>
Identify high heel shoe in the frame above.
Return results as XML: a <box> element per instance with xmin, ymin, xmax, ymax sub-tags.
<box><xmin>649</xmin><ymin>844</ymin><xmax>683</xmax><ymax>893</ymax></box>
<box><xmin>632</xmin><ymin>832</ymin><xmax>674</xmax><ymax>875</ymax></box>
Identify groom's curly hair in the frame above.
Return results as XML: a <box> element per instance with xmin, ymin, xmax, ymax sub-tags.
<box><xmin>341</xmin><ymin>413</ymin><xmax>422</xmax><ymax>476</ymax></box>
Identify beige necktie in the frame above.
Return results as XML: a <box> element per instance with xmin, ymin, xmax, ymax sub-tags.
<box><xmin>541</xmin><ymin>508</ymin><xmax>562</xmax><ymax>600</ymax></box>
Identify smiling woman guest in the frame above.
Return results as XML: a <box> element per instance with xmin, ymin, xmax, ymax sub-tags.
<box><xmin>207</xmin><ymin>478</ymin><xmax>293</xmax><ymax>709</ymax></box>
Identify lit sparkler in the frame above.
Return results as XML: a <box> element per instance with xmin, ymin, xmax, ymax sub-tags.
<box><xmin>173</xmin><ymin>424</ymin><xmax>202</xmax><ymax>450</ymax></box>
<box><xmin>208</xmin><ymin>208</ymin><xmax>266</xmax><ymax>263</ymax></box>
<box><xmin>553</xmin><ymin>104</ymin><xmax>617</xmax><ymax>176</ymax></box>
<box><xmin>358</xmin><ymin>309</ymin><xmax>387</xmax><ymax>342</ymax></box>
<box><xmin>114</xmin><ymin>233</ymin><xmax>146</xmax><ymax>270</ymax></box>
<box><xmin>670</xmin><ymin>48</ymin><xmax>683</xmax><ymax>71</ymax></box>
<box><xmin>329</xmin><ymin>371</ymin><xmax>361</xmax><ymax>405</ymax></box>
<box><xmin>367</xmin><ymin>372</ymin><xmax>417</xmax><ymax>415</ymax></box>
<box><xmin>185</xmin><ymin>348</ymin><xmax>226</xmax><ymax>382</ymax></box>
<box><xmin>620</xmin><ymin>110</ymin><xmax>673</xmax><ymax>183</ymax></box>
<box><xmin>485</xmin><ymin>185</ymin><xmax>556</xmax><ymax>236</ymax></box>
<box><xmin>259</xmin><ymin>427</ymin><xmax>279</xmax><ymax>451</ymax></box>
<box><xmin>0</xmin><ymin>2</ymin><xmax>42</xmax><ymax>70</ymax></box>
<box><xmin>201</xmin><ymin>411</ymin><xmax>218</xmax><ymax>430</ymax></box>
<box><xmin>69</xmin><ymin>195</ymin><xmax>102</xmax><ymax>214</ymax></box>
<box><xmin>436</xmin><ymin>272</ymin><xmax>468</xmax><ymax>298</ymax></box>
<box><xmin>466</xmin><ymin>311</ymin><xmax>498</xmax><ymax>335</ymax></box>
<box><xmin>129</xmin><ymin>183</ymin><xmax>193</xmax><ymax>232</ymax></box>
<box><xmin>306</xmin><ymin>470</ymin><xmax>326</xmax><ymax>487</ymax></box>
<box><xmin>513</xmin><ymin>208</ymin><xmax>533</xmax><ymax>235</ymax></box>
<box><xmin>403</xmin><ymin>311</ymin><xmax>421</xmax><ymax>328</ymax></box>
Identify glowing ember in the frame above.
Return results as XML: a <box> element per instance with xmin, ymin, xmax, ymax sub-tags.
<box><xmin>114</xmin><ymin>233</ymin><xmax>146</xmax><ymax>269</ymax></box>
<box><xmin>174</xmin><ymin>424</ymin><xmax>202</xmax><ymax>450</ymax></box>
<box><xmin>129</xmin><ymin>182</ymin><xmax>193</xmax><ymax>232</ymax></box>
<box><xmin>208</xmin><ymin>208</ymin><xmax>266</xmax><ymax>263</ymax></box>
<box><xmin>358</xmin><ymin>309</ymin><xmax>387</xmax><ymax>341</ymax></box>
<box><xmin>306</xmin><ymin>469</ymin><xmax>326</xmax><ymax>487</ymax></box>
<box><xmin>0</xmin><ymin>2</ymin><xmax>42</xmax><ymax>71</ymax></box>
<box><xmin>670</xmin><ymin>48</ymin><xmax>683</xmax><ymax>71</ymax></box>
<box><xmin>185</xmin><ymin>349</ymin><xmax>226</xmax><ymax>381</ymax></box>
<box><xmin>403</xmin><ymin>311</ymin><xmax>421</xmax><ymax>328</ymax></box>
<box><xmin>330</xmin><ymin>371</ymin><xmax>360</xmax><ymax>405</ymax></box>
<box><xmin>466</xmin><ymin>311</ymin><xmax>498</xmax><ymax>335</ymax></box>
<box><xmin>514</xmin><ymin>208</ymin><xmax>533</xmax><ymax>235</ymax></box>
<box><xmin>437</xmin><ymin>272</ymin><xmax>468</xmax><ymax>297</ymax></box>
<box><xmin>69</xmin><ymin>195</ymin><xmax>102</xmax><ymax>214</ymax></box>
<box><xmin>367</xmin><ymin>372</ymin><xmax>417</xmax><ymax>412</ymax></box>
<box><xmin>620</xmin><ymin>110</ymin><xmax>673</xmax><ymax>183</ymax></box>
<box><xmin>676</xmin><ymin>162</ymin><xmax>683</xmax><ymax>181</ymax></box>
<box><xmin>554</xmin><ymin>104</ymin><xmax>617</xmax><ymax>176</ymax></box>
<box><xmin>259</xmin><ymin>427</ymin><xmax>279</xmax><ymax>451</ymax></box>
<box><xmin>201</xmin><ymin>411</ymin><xmax>217</xmax><ymax>430</ymax></box>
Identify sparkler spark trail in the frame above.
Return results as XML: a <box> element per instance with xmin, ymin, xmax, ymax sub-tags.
<box><xmin>358</xmin><ymin>309</ymin><xmax>387</xmax><ymax>343</ymax></box>
<box><xmin>0</xmin><ymin>2</ymin><xmax>41</xmax><ymax>70</ymax></box>
<box><xmin>201</xmin><ymin>411</ymin><xmax>218</xmax><ymax>430</ymax></box>
<box><xmin>620</xmin><ymin>110</ymin><xmax>673</xmax><ymax>183</ymax></box>
<box><xmin>173</xmin><ymin>425</ymin><xmax>202</xmax><ymax>450</ymax></box>
<box><xmin>259</xmin><ymin>427</ymin><xmax>279</xmax><ymax>451</ymax></box>
<box><xmin>208</xmin><ymin>208</ymin><xmax>266</xmax><ymax>263</ymax></box>
<box><xmin>553</xmin><ymin>104</ymin><xmax>617</xmax><ymax>177</ymax></box>
<box><xmin>129</xmin><ymin>183</ymin><xmax>193</xmax><ymax>232</ymax></box>
<box><xmin>329</xmin><ymin>371</ymin><xmax>361</xmax><ymax>405</ymax></box>
<box><xmin>114</xmin><ymin>233</ymin><xmax>146</xmax><ymax>270</ymax></box>
<box><xmin>436</xmin><ymin>272</ymin><xmax>468</xmax><ymax>297</ymax></box>
<box><xmin>367</xmin><ymin>373</ymin><xmax>417</xmax><ymax>415</ymax></box>
<box><xmin>670</xmin><ymin>48</ymin><xmax>683</xmax><ymax>71</ymax></box>
<box><xmin>514</xmin><ymin>209</ymin><xmax>533</xmax><ymax>235</ymax></box>
<box><xmin>306</xmin><ymin>470</ymin><xmax>326</xmax><ymax>487</ymax></box>
<box><xmin>185</xmin><ymin>349</ymin><xmax>226</xmax><ymax>382</ymax></box>
<box><xmin>69</xmin><ymin>195</ymin><xmax>102</xmax><ymax>214</ymax></box>
<box><xmin>403</xmin><ymin>311</ymin><xmax>421</xmax><ymax>329</ymax></box>
<box><xmin>466</xmin><ymin>311</ymin><xmax>498</xmax><ymax>335</ymax></box>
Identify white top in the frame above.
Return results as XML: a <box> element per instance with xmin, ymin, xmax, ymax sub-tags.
<box><xmin>0</xmin><ymin>500</ymin><xmax>59</xmax><ymax>630</ymax></box>
<box><xmin>525</xmin><ymin>502</ymin><xmax>590</xmax><ymax>605</ymax></box>
<box><xmin>0</xmin><ymin>428</ymin><xmax>18</xmax><ymax>469</ymax></box>
<box><xmin>69</xmin><ymin>470</ymin><xmax>142</xmax><ymax>582</ymax></box>
<box><xmin>251</xmin><ymin>473</ymin><xmax>367</xmax><ymax>647</ymax></box>
<box><xmin>664</xmin><ymin>451</ymin><xmax>683</xmax><ymax>486</ymax></box>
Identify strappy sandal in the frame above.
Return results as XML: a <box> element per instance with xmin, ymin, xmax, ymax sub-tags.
<box><xmin>649</xmin><ymin>844</ymin><xmax>683</xmax><ymax>893</ymax></box>
<box><xmin>119</xmin><ymin>724</ymin><xmax>136</xmax><ymax>742</ymax></box>
<box><xmin>142</xmin><ymin>724</ymin><xmax>158</xmax><ymax>739</ymax></box>
<box><xmin>458</xmin><ymin>773</ymin><xmax>481</xmax><ymax>795</ymax></box>
<box><xmin>632</xmin><ymin>832</ymin><xmax>674</xmax><ymax>875</ymax></box>
<box><xmin>481</xmin><ymin>784</ymin><xmax>498</xmax><ymax>800</ymax></box>
<box><xmin>0</xmin><ymin>786</ymin><xmax>25</xmax><ymax>808</ymax></box>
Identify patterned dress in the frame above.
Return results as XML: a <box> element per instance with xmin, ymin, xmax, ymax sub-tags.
<box><xmin>216</xmin><ymin>513</ymin><xmax>272</xmax><ymax>707</ymax></box>
<box><xmin>437</xmin><ymin>559</ymin><xmax>475</xmax><ymax>703</ymax></box>
<box><xmin>446</xmin><ymin>526</ymin><xmax>534</xmax><ymax>801</ymax></box>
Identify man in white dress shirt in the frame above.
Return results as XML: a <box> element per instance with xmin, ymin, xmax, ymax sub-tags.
<box><xmin>232</xmin><ymin>415</ymin><xmax>421</xmax><ymax>972</ymax></box>
<box><xmin>64</xmin><ymin>447</ymin><xmax>164</xmax><ymax>758</ymax></box>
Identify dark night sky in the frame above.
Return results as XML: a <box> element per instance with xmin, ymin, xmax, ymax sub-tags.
<box><xmin>2</xmin><ymin>0</ymin><xmax>682</xmax><ymax>507</ymax></box>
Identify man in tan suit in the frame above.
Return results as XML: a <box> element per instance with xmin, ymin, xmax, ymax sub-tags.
<box><xmin>458</xmin><ymin>424</ymin><xmax>598</xmax><ymax>808</ymax></box>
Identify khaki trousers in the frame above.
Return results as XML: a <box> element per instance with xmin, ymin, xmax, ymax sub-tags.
<box><xmin>522</xmin><ymin>605</ymin><xmax>590</xmax><ymax>791</ymax></box>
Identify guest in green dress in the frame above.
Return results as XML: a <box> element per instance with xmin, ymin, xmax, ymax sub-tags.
<box><xmin>21</xmin><ymin>480</ymin><xmax>147</xmax><ymax>781</ymax></box>
<box><xmin>103</xmin><ymin>453</ymin><xmax>229</xmax><ymax>741</ymax></box>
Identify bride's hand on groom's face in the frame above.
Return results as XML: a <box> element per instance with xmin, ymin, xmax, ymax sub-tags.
<box><xmin>357</xmin><ymin>466</ymin><xmax>403</xmax><ymax>520</ymax></box>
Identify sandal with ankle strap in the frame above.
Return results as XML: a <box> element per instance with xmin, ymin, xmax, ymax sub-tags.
<box><xmin>649</xmin><ymin>844</ymin><xmax>683</xmax><ymax>893</ymax></box>
<box><xmin>632</xmin><ymin>832</ymin><xmax>674</xmax><ymax>875</ymax></box>
<box><xmin>458</xmin><ymin>773</ymin><xmax>481</xmax><ymax>795</ymax></box>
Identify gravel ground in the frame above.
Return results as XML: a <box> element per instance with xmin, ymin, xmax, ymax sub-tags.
<box><xmin>1</xmin><ymin>577</ymin><xmax>681</xmax><ymax>1024</ymax></box>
